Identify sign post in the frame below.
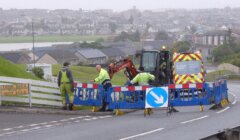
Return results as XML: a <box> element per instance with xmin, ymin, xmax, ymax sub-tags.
<box><xmin>145</xmin><ymin>87</ymin><xmax>169</xmax><ymax>108</ymax></box>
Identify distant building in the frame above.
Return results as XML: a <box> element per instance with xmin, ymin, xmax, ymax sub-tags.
<box><xmin>194</xmin><ymin>44</ymin><xmax>215</xmax><ymax>62</ymax></box>
<box><xmin>36</xmin><ymin>50</ymin><xmax>78</xmax><ymax>65</ymax></box>
<box><xmin>0</xmin><ymin>52</ymin><xmax>31</xmax><ymax>64</ymax></box>
<box><xmin>193</xmin><ymin>30</ymin><xmax>229</xmax><ymax>46</ymax></box>
<box><xmin>27</xmin><ymin>63</ymin><xmax>53</xmax><ymax>80</ymax></box>
<box><xmin>100</xmin><ymin>47</ymin><xmax>125</xmax><ymax>61</ymax></box>
<box><xmin>75</xmin><ymin>49</ymin><xmax>107</xmax><ymax>64</ymax></box>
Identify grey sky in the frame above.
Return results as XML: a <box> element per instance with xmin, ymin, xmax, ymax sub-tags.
<box><xmin>0</xmin><ymin>0</ymin><xmax>240</xmax><ymax>11</ymax></box>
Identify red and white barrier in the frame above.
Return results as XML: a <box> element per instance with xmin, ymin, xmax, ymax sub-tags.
<box><xmin>113</xmin><ymin>86</ymin><xmax>149</xmax><ymax>92</ymax></box>
<box><xmin>168</xmin><ymin>83</ymin><xmax>203</xmax><ymax>89</ymax></box>
<box><xmin>73</xmin><ymin>83</ymin><xmax>99</xmax><ymax>89</ymax></box>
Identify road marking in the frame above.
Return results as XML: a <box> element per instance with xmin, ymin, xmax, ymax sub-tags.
<box><xmin>20</xmin><ymin>129</ymin><xmax>31</xmax><ymax>132</ymax></box>
<box><xmin>3</xmin><ymin>128</ymin><xmax>13</xmax><ymax>131</ymax></box>
<box><xmin>39</xmin><ymin>122</ymin><xmax>48</xmax><ymax>125</ymax></box>
<box><xmin>31</xmin><ymin>127</ymin><xmax>41</xmax><ymax>130</ymax></box>
<box><xmin>60</xmin><ymin>119</ymin><xmax>68</xmax><ymax>122</ymax></box>
<box><xmin>83</xmin><ymin>117</ymin><xmax>98</xmax><ymax>121</ymax></box>
<box><xmin>232</xmin><ymin>100</ymin><xmax>237</xmax><ymax>105</ymax></box>
<box><xmin>49</xmin><ymin>121</ymin><xmax>58</xmax><ymax>123</ymax></box>
<box><xmin>119</xmin><ymin>128</ymin><xmax>164</xmax><ymax>140</ymax></box>
<box><xmin>29</xmin><ymin>123</ymin><xmax>38</xmax><ymax>126</ymax></box>
<box><xmin>0</xmin><ymin>115</ymin><xmax>108</xmax><ymax>137</ymax></box>
<box><xmin>16</xmin><ymin>125</ymin><xmax>24</xmax><ymax>129</ymax></box>
<box><xmin>216</xmin><ymin>106</ymin><xmax>230</xmax><ymax>114</ymax></box>
<box><xmin>44</xmin><ymin>125</ymin><xmax>53</xmax><ymax>128</ymax></box>
<box><xmin>98</xmin><ymin>115</ymin><xmax>112</xmax><ymax>119</ymax></box>
<box><xmin>229</xmin><ymin>92</ymin><xmax>238</xmax><ymax>105</ymax></box>
<box><xmin>180</xmin><ymin>115</ymin><xmax>208</xmax><ymax>124</ymax></box>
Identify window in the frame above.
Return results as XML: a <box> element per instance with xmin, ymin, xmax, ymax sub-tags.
<box><xmin>175</xmin><ymin>60</ymin><xmax>201</xmax><ymax>75</ymax></box>
<box><xmin>142</xmin><ymin>51</ymin><xmax>158</xmax><ymax>72</ymax></box>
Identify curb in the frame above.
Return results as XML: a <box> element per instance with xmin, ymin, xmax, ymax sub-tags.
<box><xmin>0</xmin><ymin>106</ymin><xmax>137</xmax><ymax>116</ymax></box>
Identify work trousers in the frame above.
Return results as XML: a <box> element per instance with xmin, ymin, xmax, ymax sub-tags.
<box><xmin>60</xmin><ymin>83</ymin><xmax>74</xmax><ymax>105</ymax></box>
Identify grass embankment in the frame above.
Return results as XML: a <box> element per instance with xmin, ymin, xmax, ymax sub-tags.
<box><xmin>0</xmin><ymin>35</ymin><xmax>109</xmax><ymax>43</ymax></box>
<box><xmin>52</xmin><ymin>65</ymin><xmax>127</xmax><ymax>86</ymax></box>
<box><xmin>0</xmin><ymin>57</ymin><xmax>39</xmax><ymax>80</ymax></box>
<box><xmin>205</xmin><ymin>70</ymin><xmax>240</xmax><ymax>81</ymax></box>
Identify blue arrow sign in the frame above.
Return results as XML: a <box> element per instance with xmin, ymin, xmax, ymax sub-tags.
<box><xmin>145</xmin><ymin>87</ymin><xmax>168</xmax><ymax>108</ymax></box>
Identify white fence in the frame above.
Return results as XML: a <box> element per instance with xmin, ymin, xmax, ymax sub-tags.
<box><xmin>0</xmin><ymin>76</ymin><xmax>62</xmax><ymax>107</ymax></box>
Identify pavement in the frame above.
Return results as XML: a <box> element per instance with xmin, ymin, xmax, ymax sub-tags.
<box><xmin>0</xmin><ymin>106</ymin><xmax>136</xmax><ymax>116</ymax></box>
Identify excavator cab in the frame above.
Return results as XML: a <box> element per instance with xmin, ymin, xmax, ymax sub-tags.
<box><xmin>140</xmin><ymin>49</ymin><xmax>172</xmax><ymax>86</ymax></box>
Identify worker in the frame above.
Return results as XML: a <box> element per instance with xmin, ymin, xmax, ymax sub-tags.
<box><xmin>57</xmin><ymin>62</ymin><xmax>74</xmax><ymax>110</ymax></box>
<box><xmin>159</xmin><ymin>57</ymin><xmax>167</xmax><ymax>85</ymax></box>
<box><xmin>129</xmin><ymin>67</ymin><xmax>155</xmax><ymax>115</ymax></box>
<box><xmin>91</xmin><ymin>65</ymin><xmax>112</xmax><ymax>112</ymax></box>
<box><xmin>130</xmin><ymin>67</ymin><xmax>155</xmax><ymax>86</ymax></box>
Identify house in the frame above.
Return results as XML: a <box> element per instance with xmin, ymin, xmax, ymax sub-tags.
<box><xmin>75</xmin><ymin>49</ymin><xmax>107</xmax><ymax>64</ymax></box>
<box><xmin>36</xmin><ymin>53</ymin><xmax>58</xmax><ymax>64</ymax></box>
<box><xmin>0</xmin><ymin>51</ymin><xmax>31</xmax><ymax>64</ymax></box>
<box><xmin>193</xmin><ymin>30</ymin><xmax>229</xmax><ymax>46</ymax></box>
<box><xmin>102</xmin><ymin>41</ymin><xmax>137</xmax><ymax>56</ymax></box>
<box><xmin>36</xmin><ymin>50</ymin><xmax>79</xmax><ymax>65</ymax></box>
<box><xmin>100</xmin><ymin>47</ymin><xmax>125</xmax><ymax>61</ymax></box>
<box><xmin>194</xmin><ymin>44</ymin><xmax>215</xmax><ymax>62</ymax></box>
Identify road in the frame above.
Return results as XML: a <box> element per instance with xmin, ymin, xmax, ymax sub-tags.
<box><xmin>0</xmin><ymin>82</ymin><xmax>239</xmax><ymax>140</ymax></box>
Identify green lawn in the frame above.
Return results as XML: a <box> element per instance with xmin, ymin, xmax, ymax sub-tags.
<box><xmin>0</xmin><ymin>35</ymin><xmax>109</xmax><ymax>43</ymax></box>
<box><xmin>0</xmin><ymin>57</ymin><xmax>39</xmax><ymax>80</ymax></box>
<box><xmin>53</xmin><ymin>65</ymin><xmax>127</xmax><ymax>86</ymax></box>
<box><xmin>205</xmin><ymin>70</ymin><xmax>240</xmax><ymax>81</ymax></box>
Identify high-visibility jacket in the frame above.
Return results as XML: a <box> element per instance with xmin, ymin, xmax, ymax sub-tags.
<box><xmin>57</xmin><ymin>67</ymin><xmax>74</xmax><ymax>87</ymax></box>
<box><xmin>61</xmin><ymin>71</ymin><xmax>70</xmax><ymax>83</ymax></box>
<box><xmin>130</xmin><ymin>72</ymin><xmax>155</xmax><ymax>86</ymax></box>
<box><xmin>94</xmin><ymin>68</ymin><xmax>110</xmax><ymax>84</ymax></box>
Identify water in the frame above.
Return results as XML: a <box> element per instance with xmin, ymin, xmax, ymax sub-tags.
<box><xmin>0</xmin><ymin>42</ymin><xmax>73</xmax><ymax>51</ymax></box>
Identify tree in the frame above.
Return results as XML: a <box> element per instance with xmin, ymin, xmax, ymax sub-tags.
<box><xmin>128</xmin><ymin>16</ymin><xmax>134</xmax><ymax>24</ymax></box>
<box><xmin>130</xmin><ymin>30</ymin><xmax>140</xmax><ymax>42</ymax></box>
<box><xmin>171</xmin><ymin>41</ymin><xmax>191</xmax><ymax>53</ymax></box>
<box><xmin>32</xmin><ymin>67</ymin><xmax>44</xmax><ymax>79</ymax></box>
<box><xmin>155</xmin><ymin>31</ymin><xmax>169</xmax><ymax>40</ymax></box>
<box><xmin>114</xmin><ymin>31</ymin><xmax>140</xmax><ymax>42</ymax></box>
<box><xmin>109</xmin><ymin>22</ymin><xmax>117</xmax><ymax>33</ymax></box>
<box><xmin>227</xmin><ymin>28</ymin><xmax>236</xmax><ymax>48</ymax></box>
<box><xmin>189</xmin><ymin>25</ymin><xmax>197</xmax><ymax>33</ymax></box>
<box><xmin>114</xmin><ymin>31</ymin><xmax>129</xmax><ymax>42</ymax></box>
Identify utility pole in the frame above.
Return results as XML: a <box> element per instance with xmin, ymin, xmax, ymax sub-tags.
<box><xmin>31</xmin><ymin>19</ymin><xmax>35</xmax><ymax>67</ymax></box>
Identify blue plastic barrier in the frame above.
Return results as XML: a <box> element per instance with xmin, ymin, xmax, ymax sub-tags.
<box><xmin>73</xmin><ymin>83</ymin><xmax>104</xmax><ymax>107</ymax></box>
<box><xmin>106</xmin><ymin>86</ymin><xmax>149</xmax><ymax>109</ymax></box>
<box><xmin>213</xmin><ymin>79</ymin><xmax>228</xmax><ymax>105</ymax></box>
<box><xmin>168</xmin><ymin>83</ymin><xmax>214</xmax><ymax>107</ymax></box>
<box><xmin>72</xmin><ymin>80</ymin><xmax>228</xmax><ymax>110</ymax></box>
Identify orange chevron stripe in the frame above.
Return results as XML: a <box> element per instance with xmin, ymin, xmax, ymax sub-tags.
<box><xmin>189</xmin><ymin>54</ymin><xmax>196</xmax><ymax>60</ymax></box>
<box><xmin>194</xmin><ymin>54</ymin><xmax>202</xmax><ymax>61</ymax></box>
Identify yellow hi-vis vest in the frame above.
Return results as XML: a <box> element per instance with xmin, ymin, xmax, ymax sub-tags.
<box><xmin>60</xmin><ymin>71</ymin><xmax>70</xmax><ymax>83</ymax></box>
<box><xmin>130</xmin><ymin>72</ymin><xmax>155</xmax><ymax>86</ymax></box>
<box><xmin>94</xmin><ymin>68</ymin><xmax>110</xmax><ymax>84</ymax></box>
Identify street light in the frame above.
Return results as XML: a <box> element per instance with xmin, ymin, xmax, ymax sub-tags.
<box><xmin>31</xmin><ymin>19</ymin><xmax>35</xmax><ymax>67</ymax></box>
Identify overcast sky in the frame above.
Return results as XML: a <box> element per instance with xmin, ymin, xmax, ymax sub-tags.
<box><xmin>0</xmin><ymin>0</ymin><xmax>240</xmax><ymax>11</ymax></box>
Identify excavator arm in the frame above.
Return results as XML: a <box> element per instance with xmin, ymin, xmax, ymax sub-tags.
<box><xmin>108</xmin><ymin>58</ymin><xmax>138</xmax><ymax>80</ymax></box>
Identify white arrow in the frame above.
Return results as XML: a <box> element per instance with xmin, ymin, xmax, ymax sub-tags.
<box><xmin>150</xmin><ymin>91</ymin><xmax>164</xmax><ymax>104</ymax></box>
